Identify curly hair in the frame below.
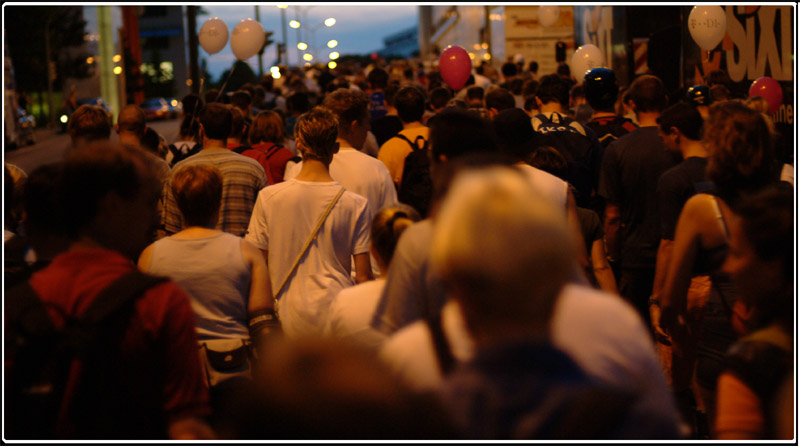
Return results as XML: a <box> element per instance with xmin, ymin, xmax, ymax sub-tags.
<box><xmin>294</xmin><ymin>106</ymin><xmax>340</xmax><ymax>164</ymax></box>
<box><xmin>705</xmin><ymin>101</ymin><xmax>780</xmax><ymax>204</ymax></box>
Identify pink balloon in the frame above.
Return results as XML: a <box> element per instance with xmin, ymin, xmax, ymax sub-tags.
<box><xmin>749</xmin><ymin>77</ymin><xmax>783</xmax><ymax>115</ymax></box>
<box><xmin>439</xmin><ymin>45</ymin><xmax>472</xmax><ymax>91</ymax></box>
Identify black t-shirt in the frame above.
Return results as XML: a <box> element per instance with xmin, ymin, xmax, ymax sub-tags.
<box><xmin>577</xmin><ymin>207</ymin><xmax>603</xmax><ymax>258</ymax></box>
<box><xmin>656</xmin><ymin>156</ymin><xmax>712</xmax><ymax>241</ymax></box>
<box><xmin>598</xmin><ymin>126</ymin><xmax>678</xmax><ymax>268</ymax></box>
<box><xmin>585</xmin><ymin>115</ymin><xmax>638</xmax><ymax>149</ymax></box>
<box><xmin>372</xmin><ymin>115</ymin><xmax>404</xmax><ymax>147</ymax></box>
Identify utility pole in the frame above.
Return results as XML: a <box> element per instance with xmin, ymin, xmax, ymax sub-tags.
<box><xmin>255</xmin><ymin>5</ymin><xmax>263</xmax><ymax>78</ymax></box>
<box><xmin>187</xmin><ymin>6</ymin><xmax>200</xmax><ymax>94</ymax></box>
<box><xmin>281</xmin><ymin>6</ymin><xmax>288</xmax><ymax>65</ymax></box>
<box><xmin>45</xmin><ymin>13</ymin><xmax>54</xmax><ymax>128</ymax></box>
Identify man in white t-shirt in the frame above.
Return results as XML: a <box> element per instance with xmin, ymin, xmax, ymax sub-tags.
<box><xmin>246</xmin><ymin>107</ymin><xmax>373</xmax><ymax>338</ymax></box>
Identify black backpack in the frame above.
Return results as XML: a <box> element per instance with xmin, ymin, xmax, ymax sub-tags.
<box><xmin>395</xmin><ymin>133</ymin><xmax>433</xmax><ymax>218</ymax></box>
<box><xmin>532</xmin><ymin>113</ymin><xmax>600</xmax><ymax>208</ymax></box>
<box><xmin>4</xmin><ymin>272</ymin><xmax>167</xmax><ymax>439</ymax></box>
<box><xmin>168</xmin><ymin>142</ymin><xmax>202</xmax><ymax>167</ymax></box>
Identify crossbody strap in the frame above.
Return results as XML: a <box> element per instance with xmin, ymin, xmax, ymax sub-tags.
<box><xmin>273</xmin><ymin>187</ymin><xmax>346</xmax><ymax>303</ymax></box>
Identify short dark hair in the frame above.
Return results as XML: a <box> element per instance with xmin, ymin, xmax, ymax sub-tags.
<box><xmin>466</xmin><ymin>86</ymin><xmax>484</xmax><ymax>102</ymax></box>
<box><xmin>172</xmin><ymin>164</ymin><xmax>223</xmax><ymax>227</ymax></box>
<box><xmin>430</xmin><ymin>109</ymin><xmax>497</xmax><ymax>162</ymax></box>
<box><xmin>179</xmin><ymin>115</ymin><xmax>200</xmax><ymax>140</ymax></box>
<box><xmin>231</xmin><ymin>90</ymin><xmax>252</xmax><ymax>112</ymax></box>
<box><xmin>322</xmin><ymin>88</ymin><xmax>370</xmax><ymax>133</ymax></box>
<box><xmin>117</xmin><ymin>105</ymin><xmax>146</xmax><ymax>137</ymax></box>
<box><xmin>367</xmin><ymin>68</ymin><xmax>389</xmax><ymax>90</ymax></box>
<box><xmin>430</xmin><ymin>87</ymin><xmax>452</xmax><ymax>110</ymax></box>
<box><xmin>628</xmin><ymin>74</ymin><xmax>666</xmax><ymax>113</ymax></box>
<box><xmin>528</xmin><ymin>146</ymin><xmax>568</xmax><ymax>181</ymax></box>
<box><xmin>199</xmin><ymin>103</ymin><xmax>233</xmax><ymax>141</ymax></box>
<box><xmin>287</xmin><ymin>92</ymin><xmax>311</xmax><ymax>114</ymax></box>
<box><xmin>570</xmin><ymin>84</ymin><xmax>585</xmax><ymax>100</ymax></box>
<box><xmin>484</xmin><ymin>88</ymin><xmax>515</xmax><ymax>112</ymax></box>
<box><xmin>384</xmin><ymin>83</ymin><xmax>401</xmax><ymax>107</ymax></box>
<box><xmin>230</xmin><ymin>106</ymin><xmax>246</xmax><ymax>140</ymax></box>
<box><xmin>205</xmin><ymin>89</ymin><xmax>220</xmax><ymax>104</ymax></box>
<box><xmin>23</xmin><ymin>163</ymin><xmax>66</xmax><ymax>238</ymax></box>
<box><xmin>536</xmin><ymin>74</ymin><xmax>570</xmax><ymax>108</ymax></box>
<box><xmin>521</xmin><ymin>80</ymin><xmax>539</xmax><ymax>98</ymax></box>
<box><xmin>394</xmin><ymin>86</ymin><xmax>425</xmax><ymax>123</ymax></box>
<box><xmin>68</xmin><ymin>105</ymin><xmax>111</xmax><ymax>144</ymax></box>
<box><xmin>501</xmin><ymin>62</ymin><xmax>517</xmax><ymax>78</ymax></box>
<box><xmin>658</xmin><ymin>102</ymin><xmax>704</xmax><ymax>141</ymax></box>
<box><xmin>557</xmin><ymin>63</ymin><xmax>572</xmax><ymax>79</ymax></box>
<box><xmin>181</xmin><ymin>93</ymin><xmax>203</xmax><ymax>117</ymax></box>
<box><xmin>528</xmin><ymin>61</ymin><xmax>539</xmax><ymax>73</ymax></box>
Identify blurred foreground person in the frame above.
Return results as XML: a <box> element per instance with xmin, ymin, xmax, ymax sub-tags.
<box><xmin>5</xmin><ymin>142</ymin><xmax>212</xmax><ymax>439</ymax></box>
<box><xmin>714</xmin><ymin>185</ymin><xmax>793</xmax><ymax>439</ymax></box>
<box><xmin>214</xmin><ymin>337</ymin><xmax>457</xmax><ymax>439</ymax></box>
<box><xmin>430</xmin><ymin>168</ymin><xmax>680</xmax><ymax>439</ymax></box>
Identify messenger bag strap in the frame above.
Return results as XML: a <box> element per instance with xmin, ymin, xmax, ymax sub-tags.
<box><xmin>273</xmin><ymin>187</ymin><xmax>346</xmax><ymax>304</ymax></box>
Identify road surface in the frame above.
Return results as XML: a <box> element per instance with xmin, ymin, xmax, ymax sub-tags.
<box><xmin>4</xmin><ymin>118</ymin><xmax>181</xmax><ymax>175</ymax></box>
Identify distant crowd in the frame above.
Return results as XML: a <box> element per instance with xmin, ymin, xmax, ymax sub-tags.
<box><xmin>4</xmin><ymin>56</ymin><xmax>794</xmax><ymax>440</ymax></box>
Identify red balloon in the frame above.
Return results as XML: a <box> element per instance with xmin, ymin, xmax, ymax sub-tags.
<box><xmin>749</xmin><ymin>76</ymin><xmax>783</xmax><ymax>115</ymax></box>
<box><xmin>439</xmin><ymin>45</ymin><xmax>472</xmax><ymax>90</ymax></box>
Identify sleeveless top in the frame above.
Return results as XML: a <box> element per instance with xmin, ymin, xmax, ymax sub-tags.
<box><xmin>147</xmin><ymin>232</ymin><xmax>251</xmax><ymax>340</ymax></box>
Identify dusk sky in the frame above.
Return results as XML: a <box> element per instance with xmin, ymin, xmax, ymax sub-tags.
<box><xmin>199</xmin><ymin>4</ymin><xmax>419</xmax><ymax>79</ymax></box>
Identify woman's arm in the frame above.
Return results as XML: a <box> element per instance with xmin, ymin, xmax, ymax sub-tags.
<box><xmin>241</xmin><ymin>239</ymin><xmax>273</xmax><ymax>315</ymax></box>
<box><xmin>590</xmin><ymin>239</ymin><xmax>619</xmax><ymax>295</ymax></box>
<box><xmin>137</xmin><ymin>243</ymin><xmax>155</xmax><ymax>272</ymax></box>
<box><xmin>354</xmin><ymin>252</ymin><xmax>374</xmax><ymax>284</ymax></box>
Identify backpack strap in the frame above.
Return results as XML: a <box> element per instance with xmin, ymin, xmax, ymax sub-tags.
<box><xmin>262</xmin><ymin>144</ymin><xmax>283</xmax><ymax>160</ymax></box>
<box><xmin>232</xmin><ymin>145</ymin><xmax>250</xmax><ymax>155</ymax></box>
<box><xmin>426</xmin><ymin>311</ymin><xmax>455</xmax><ymax>376</ymax></box>
<box><xmin>394</xmin><ymin>133</ymin><xmax>426</xmax><ymax>152</ymax></box>
<box><xmin>272</xmin><ymin>188</ymin><xmax>345</xmax><ymax>305</ymax></box>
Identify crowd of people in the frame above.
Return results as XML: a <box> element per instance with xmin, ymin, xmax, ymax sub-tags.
<box><xmin>3</xmin><ymin>56</ymin><xmax>794</xmax><ymax>440</ymax></box>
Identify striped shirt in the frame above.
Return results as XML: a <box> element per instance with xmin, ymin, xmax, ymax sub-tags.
<box><xmin>162</xmin><ymin>148</ymin><xmax>267</xmax><ymax>237</ymax></box>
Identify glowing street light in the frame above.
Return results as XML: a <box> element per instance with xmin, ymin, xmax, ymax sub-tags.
<box><xmin>327</xmin><ymin>40</ymin><xmax>338</xmax><ymax>48</ymax></box>
<box><xmin>277</xmin><ymin>5</ymin><xmax>288</xmax><ymax>9</ymax></box>
<box><xmin>113</xmin><ymin>66</ymin><xmax>123</xmax><ymax>75</ymax></box>
<box><xmin>297</xmin><ymin>42</ymin><xmax>308</xmax><ymax>50</ymax></box>
<box><xmin>303</xmin><ymin>53</ymin><xmax>313</xmax><ymax>61</ymax></box>
<box><xmin>324</xmin><ymin>17</ymin><xmax>336</xmax><ymax>27</ymax></box>
<box><xmin>289</xmin><ymin>20</ymin><xmax>300</xmax><ymax>28</ymax></box>
<box><xmin>270</xmin><ymin>65</ymin><xmax>280</xmax><ymax>73</ymax></box>
<box><xmin>86</xmin><ymin>56</ymin><xmax>94</xmax><ymax>64</ymax></box>
<box><xmin>112</xmin><ymin>54</ymin><xmax>121</xmax><ymax>63</ymax></box>
<box><xmin>328</xmin><ymin>61</ymin><xmax>337</xmax><ymax>69</ymax></box>
<box><xmin>328</xmin><ymin>51</ymin><xmax>339</xmax><ymax>60</ymax></box>
<box><xmin>271</xmin><ymin>71</ymin><xmax>281</xmax><ymax>79</ymax></box>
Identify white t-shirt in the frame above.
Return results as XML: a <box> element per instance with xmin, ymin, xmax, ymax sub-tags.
<box><xmin>379</xmin><ymin>284</ymin><xmax>679</xmax><ymax>427</ymax></box>
<box><xmin>245</xmin><ymin>179</ymin><xmax>372</xmax><ymax>338</ymax></box>
<box><xmin>323</xmin><ymin>278</ymin><xmax>389</xmax><ymax>352</ymax></box>
<box><xmin>516</xmin><ymin>163</ymin><xmax>568</xmax><ymax>208</ymax></box>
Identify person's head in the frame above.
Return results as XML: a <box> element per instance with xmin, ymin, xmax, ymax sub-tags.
<box><xmin>535</xmin><ymin>74</ymin><xmax>570</xmax><ymax>110</ymax></box>
<box><xmin>501</xmin><ymin>62</ymin><xmax>517</xmax><ymax>79</ymax></box>
<box><xmin>231</xmin><ymin>90</ymin><xmax>252</xmax><ymax>115</ymax></box>
<box><xmin>528</xmin><ymin>146</ymin><xmax>568</xmax><ymax>181</ymax></box>
<box><xmin>140</xmin><ymin>127</ymin><xmax>166</xmax><ymax>158</ymax></box>
<box><xmin>68</xmin><ymin>105</ymin><xmax>111</xmax><ymax>146</ymax></box>
<box><xmin>521</xmin><ymin>79</ymin><xmax>539</xmax><ymax>98</ymax></box>
<box><xmin>367</xmin><ymin>67</ymin><xmax>389</xmax><ymax>90</ymax></box>
<box><xmin>286</xmin><ymin>92</ymin><xmax>311</xmax><ymax>115</ymax></box>
<box><xmin>466</xmin><ymin>86</ymin><xmax>484</xmax><ymax>104</ymax></box>
<box><xmin>199</xmin><ymin>103</ymin><xmax>233</xmax><ymax>142</ymax></box>
<box><xmin>116</xmin><ymin>105</ymin><xmax>147</xmax><ymax>140</ymax></box>
<box><xmin>21</xmin><ymin>163</ymin><xmax>70</xmax><ymax>259</ymax></box>
<box><xmin>723</xmin><ymin>183</ymin><xmax>794</xmax><ymax>332</ymax></box>
<box><xmin>705</xmin><ymin>101</ymin><xmax>779</xmax><ymax>203</ymax></box>
<box><xmin>583</xmin><ymin>68</ymin><xmax>618</xmax><ymax>112</ymax></box>
<box><xmin>58</xmin><ymin>141</ymin><xmax>161</xmax><ymax>260</ymax></box>
<box><xmin>322</xmin><ymin>88</ymin><xmax>371</xmax><ymax>148</ymax></box>
<box><xmin>429</xmin><ymin>87</ymin><xmax>452</xmax><ymax>112</ymax></box>
<box><xmin>249</xmin><ymin>110</ymin><xmax>285</xmax><ymax>145</ymax></box>
<box><xmin>528</xmin><ymin>61</ymin><xmax>539</xmax><ymax>74</ymax></box>
<box><xmin>430</xmin><ymin>167</ymin><xmax>575</xmax><ymax>345</ymax></box>
<box><xmin>370</xmin><ymin>205</ymin><xmax>422</xmax><ymax>272</ymax></box>
<box><xmin>484</xmin><ymin>87</ymin><xmax>516</xmax><ymax>117</ymax></box>
<box><xmin>709</xmin><ymin>84</ymin><xmax>730</xmax><ymax>102</ymax></box>
<box><xmin>628</xmin><ymin>74</ymin><xmax>666</xmax><ymax>114</ymax></box>
<box><xmin>705</xmin><ymin>69</ymin><xmax>732</xmax><ymax>88</ymax></box>
<box><xmin>229</xmin><ymin>106</ymin><xmax>246</xmax><ymax>142</ymax></box>
<box><xmin>205</xmin><ymin>89</ymin><xmax>220</xmax><ymax>104</ymax></box>
<box><xmin>383</xmin><ymin>83</ymin><xmax>400</xmax><ymax>108</ymax></box>
<box><xmin>556</xmin><ymin>63</ymin><xmax>572</xmax><ymax>80</ymax></box>
<box><xmin>570</xmin><ymin>84</ymin><xmax>586</xmax><ymax>107</ymax></box>
<box><xmin>294</xmin><ymin>106</ymin><xmax>340</xmax><ymax>165</ymax></box>
<box><xmin>181</xmin><ymin>93</ymin><xmax>203</xmax><ymax>118</ymax></box>
<box><xmin>179</xmin><ymin>115</ymin><xmax>201</xmax><ymax>141</ymax></box>
<box><xmin>429</xmin><ymin>108</ymin><xmax>498</xmax><ymax>165</ymax></box>
<box><xmin>394</xmin><ymin>86</ymin><xmax>426</xmax><ymax>124</ymax></box>
<box><xmin>171</xmin><ymin>164</ymin><xmax>223</xmax><ymax>228</ymax></box>
<box><xmin>657</xmin><ymin>102</ymin><xmax>704</xmax><ymax>153</ymax></box>
<box><xmin>492</xmin><ymin>108</ymin><xmax>536</xmax><ymax>162</ymax></box>
<box><xmin>260</xmin><ymin>74</ymin><xmax>275</xmax><ymax>92</ymax></box>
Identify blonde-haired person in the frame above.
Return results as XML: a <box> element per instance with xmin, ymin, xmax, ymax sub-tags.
<box><xmin>138</xmin><ymin>164</ymin><xmax>274</xmax><ymax>390</ymax></box>
<box><xmin>324</xmin><ymin>205</ymin><xmax>421</xmax><ymax>351</ymax></box>
<box><xmin>246</xmin><ymin>107</ymin><xmax>373</xmax><ymax>338</ymax></box>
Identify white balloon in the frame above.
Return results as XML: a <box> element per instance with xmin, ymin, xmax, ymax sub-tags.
<box><xmin>571</xmin><ymin>44</ymin><xmax>603</xmax><ymax>83</ymax></box>
<box><xmin>230</xmin><ymin>19</ymin><xmax>265</xmax><ymax>61</ymax></box>
<box><xmin>199</xmin><ymin>17</ymin><xmax>229</xmax><ymax>55</ymax></box>
<box><xmin>688</xmin><ymin>5</ymin><xmax>727</xmax><ymax>51</ymax></box>
<box><xmin>538</xmin><ymin>6</ymin><xmax>560</xmax><ymax>28</ymax></box>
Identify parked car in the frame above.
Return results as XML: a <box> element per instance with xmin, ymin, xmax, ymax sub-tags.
<box><xmin>142</xmin><ymin>97</ymin><xmax>171</xmax><ymax>121</ymax></box>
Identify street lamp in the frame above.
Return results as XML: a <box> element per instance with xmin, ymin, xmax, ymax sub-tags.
<box><xmin>327</xmin><ymin>40</ymin><xmax>338</xmax><ymax>48</ymax></box>
<box><xmin>297</xmin><ymin>42</ymin><xmax>308</xmax><ymax>51</ymax></box>
<box><xmin>289</xmin><ymin>20</ymin><xmax>300</xmax><ymax>29</ymax></box>
<box><xmin>329</xmin><ymin>51</ymin><xmax>339</xmax><ymax>60</ymax></box>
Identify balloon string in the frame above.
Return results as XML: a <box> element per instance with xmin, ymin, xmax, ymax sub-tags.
<box><xmin>216</xmin><ymin>63</ymin><xmax>238</xmax><ymax>103</ymax></box>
